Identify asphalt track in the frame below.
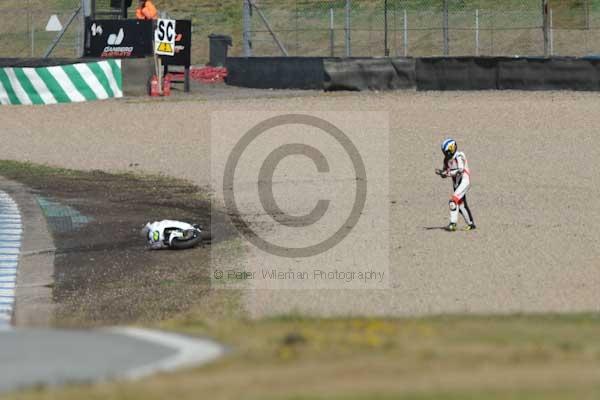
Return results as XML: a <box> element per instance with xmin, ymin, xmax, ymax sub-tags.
<box><xmin>0</xmin><ymin>328</ymin><xmax>224</xmax><ymax>392</ymax></box>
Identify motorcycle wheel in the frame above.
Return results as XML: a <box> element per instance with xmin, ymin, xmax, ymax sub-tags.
<box><xmin>170</xmin><ymin>230</ymin><xmax>204</xmax><ymax>250</ymax></box>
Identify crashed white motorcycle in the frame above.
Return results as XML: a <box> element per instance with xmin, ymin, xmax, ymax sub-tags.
<box><xmin>142</xmin><ymin>220</ymin><xmax>210</xmax><ymax>250</ymax></box>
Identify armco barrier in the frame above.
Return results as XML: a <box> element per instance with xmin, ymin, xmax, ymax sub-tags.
<box><xmin>324</xmin><ymin>58</ymin><xmax>415</xmax><ymax>91</ymax></box>
<box><xmin>0</xmin><ymin>59</ymin><xmax>122</xmax><ymax>105</ymax></box>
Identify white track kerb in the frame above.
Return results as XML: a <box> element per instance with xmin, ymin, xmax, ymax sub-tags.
<box><xmin>109</xmin><ymin>328</ymin><xmax>226</xmax><ymax>379</ymax></box>
<box><xmin>0</xmin><ymin>191</ymin><xmax>21</xmax><ymax>328</ymax></box>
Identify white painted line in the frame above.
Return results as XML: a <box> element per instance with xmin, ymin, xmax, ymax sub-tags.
<box><xmin>0</xmin><ymin>276</ymin><xmax>16</xmax><ymax>283</ymax></box>
<box><xmin>108</xmin><ymin>328</ymin><xmax>225</xmax><ymax>379</ymax></box>
<box><xmin>0</xmin><ymin>229</ymin><xmax>22</xmax><ymax>235</ymax></box>
<box><xmin>0</xmin><ymin>282</ymin><xmax>16</xmax><ymax>289</ymax></box>
<box><xmin>0</xmin><ymin>289</ymin><xmax>15</xmax><ymax>296</ymax></box>
<box><xmin>0</xmin><ymin>242</ymin><xmax>21</xmax><ymax>249</ymax></box>
<box><xmin>0</xmin><ymin>257</ymin><xmax>18</xmax><ymax>262</ymax></box>
<box><xmin>0</xmin><ymin>249</ymin><xmax>20</xmax><ymax>255</ymax></box>
<box><xmin>0</xmin><ymin>224</ymin><xmax>22</xmax><ymax>229</ymax></box>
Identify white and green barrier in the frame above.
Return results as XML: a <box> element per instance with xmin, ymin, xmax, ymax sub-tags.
<box><xmin>0</xmin><ymin>59</ymin><xmax>122</xmax><ymax>105</ymax></box>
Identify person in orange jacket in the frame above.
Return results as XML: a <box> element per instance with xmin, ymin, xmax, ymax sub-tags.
<box><xmin>136</xmin><ymin>0</ymin><xmax>158</xmax><ymax>20</ymax></box>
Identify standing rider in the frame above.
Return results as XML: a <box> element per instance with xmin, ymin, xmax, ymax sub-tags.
<box><xmin>436</xmin><ymin>138</ymin><xmax>476</xmax><ymax>232</ymax></box>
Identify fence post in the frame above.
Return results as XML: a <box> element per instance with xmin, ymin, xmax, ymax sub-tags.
<box><xmin>443</xmin><ymin>0</ymin><xmax>449</xmax><ymax>56</ymax></box>
<box><xmin>243</xmin><ymin>0</ymin><xmax>252</xmax><ymax>57</ymax></box>
<box><xmin>330</xmin><ymin>8</ymin><xmax>335</xmax><ymax>57</ymax></box>
<box><xmin>31</xmin><ymin>14</ymin><xmax>35</xmax><ymax>57</ymax></box>
<box><xmin>403</xmin><ymin>9</ymin><xmax>408</xmax><ymax>57</ymax></box>
<box><xmin>585</xmin><ymin>0</ymin><xmax>590</xmax><ymax>29</ymax></box>
<box><xmin>542</xmin><ymin>0</ymin><xmax>549</xmax><ymax>56</ymax></box>
<box><xmin>384</xmin><ymin>0</ymin><xmax>389</xmax><ymax>56</ymax></box>
<box><xmin>549</xmin><ymin>8</ymin><xmax>554</xmax><ymax>56</ymax></box>
<box><xmin>345</xmin><ymin>0</ymin><xmax>351</xmax><ymax>57</ymax></box>
<box><xmin>80</xmin><ymin>0</ymin><xmax>91</xmax><ymax>57</ymax></box>
<box><xmin>120</xmin><ymin>0</ymin><xmax>127</xmax><ymax>19</ymax></box>
<box><xmin>475</xmin><ymin>9</ymin><xmax>479</xmax><ymax>56</ymax></box>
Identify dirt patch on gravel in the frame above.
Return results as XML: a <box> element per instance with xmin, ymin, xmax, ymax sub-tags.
<box><xmin>0</xmin><ymin>161</ymin><xmax>237</xmax><ymax>327</ymax></box>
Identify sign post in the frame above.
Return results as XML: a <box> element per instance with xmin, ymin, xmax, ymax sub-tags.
<box><xmin>154</xmin><ymin>19</ymin><xmax>176</xmax><ymax>95</ymax></box>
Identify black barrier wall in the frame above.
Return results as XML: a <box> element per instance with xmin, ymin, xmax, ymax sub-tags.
<box><xmin>415</xmin><ymin>57</ymin><xmax>497</xmax><ymax>90</ymax></box>
<box><xmin>224</xmin><ymin>56</ymin><xmax>600</xmax><ymax>92</ymax></box>
<box><xmin>324</xmin><ymin>58</ymin><xmax>415</xmax><ymax>91</ymax></box>
<box><xmin>416</xmin><ymin>57</ymin><xmax>600</xmax><ymax>91</ymax></box>
<box><xmin>225</xmin><ymin>57</ymin><xmax>325</xmax><ymax>90</ymax></box>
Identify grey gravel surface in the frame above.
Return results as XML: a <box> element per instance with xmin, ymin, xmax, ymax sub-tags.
<box><xmin>1</xmin><ymin>89</ymin><xmax>599</xmax><ymax>317</ymax></box>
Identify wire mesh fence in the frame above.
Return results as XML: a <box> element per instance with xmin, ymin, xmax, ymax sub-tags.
<box><xmin>0</xmin><ymin>4</ymin><xmax>84</xmax><ymax>59</ymax></box>
<box><xmin>247</xmin><ymin>0</ymin><xmax>600</xmax><ymax>57</ymax></box>
<box><xmin>3</xmin><ymin>1</ymin><xmax>600</xmax><ymax>63</ymax></box>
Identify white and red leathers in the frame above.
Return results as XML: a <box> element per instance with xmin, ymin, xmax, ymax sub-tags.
<box><xmin>443</xmin><ymin>151</ymin><xmax>474</xmax><ymax>225</ymax></box>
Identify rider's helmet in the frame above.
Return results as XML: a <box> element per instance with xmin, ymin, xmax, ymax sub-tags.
<box><xmin>441</xmin><ymin>138</ymin><xmax>457</xmax><ymax>157</ymax></box>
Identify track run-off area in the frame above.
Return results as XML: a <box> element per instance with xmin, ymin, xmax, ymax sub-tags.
<box><xmin>1</xmin><ymin>89</ymin><xmax>599</xmax><ymax>318</ymax></box>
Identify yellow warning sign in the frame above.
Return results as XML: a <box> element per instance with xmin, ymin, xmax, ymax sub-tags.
<box><xmin>154</xmin><ymin>19</ymin><xmax>176</xmax><ymax>56</ymax></box>
<box><xmin>157</xmin><ymin>42</ymin><xmax>173</xmax><ymax>54</ymax></box>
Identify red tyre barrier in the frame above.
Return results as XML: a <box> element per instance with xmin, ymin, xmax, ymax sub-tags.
<box><xmin>190</xmin><ymin>67</ymin><xmax>228</xmax><ymax>83</ymax></box>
